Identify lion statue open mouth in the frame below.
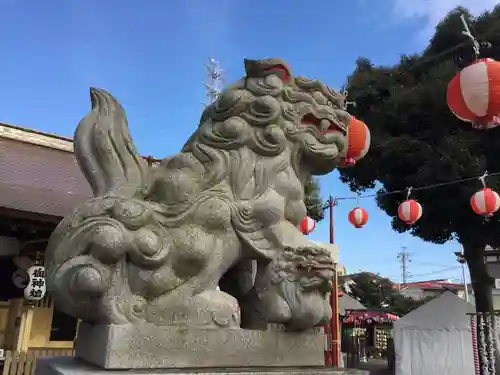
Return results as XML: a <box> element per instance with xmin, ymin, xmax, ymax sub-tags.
<box><xmin>191</xmin><ymin>58</ymin><xmax>349</xmax><ymax>178</ymax></box>
<box><xmin>45</xmin><ymin>58</ymin><xmax>364</xmax><ymax>332</ymax></box>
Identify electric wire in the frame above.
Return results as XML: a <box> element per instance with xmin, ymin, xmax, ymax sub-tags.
<box><xmin>411</xmin><ymin>261</ymin><xmax>461</xmax><ymax>268</ymax></box>
<box><xmin>408</xmin><ymin>266</ymin><xmax>462</xmax><ymax>278</ymax></box>
<box><xmin>371</xmin><ymin>27</ymin><xmax>500</xmax><ymax>75</ymax></box>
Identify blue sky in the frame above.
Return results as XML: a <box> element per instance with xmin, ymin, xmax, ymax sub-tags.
<box><xmin>0</xmin><ymin>0</ymin><xmax>496</xmax><ymax>283</ymax></box>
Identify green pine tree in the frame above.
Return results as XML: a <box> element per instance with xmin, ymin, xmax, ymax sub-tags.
<box><xmin>339</xmin><ymin>5</ymin><xmax>500</xmax><ymax>313</ymax></box>
<box><xmin>304</xmin><ymin>176</ymin><xmax>324</xmax><ymax>222</ymax></box>
<box><xmin>345</xmin><ymin>273</ymin><xmax>426</xmax><ymax>316</ymax></box>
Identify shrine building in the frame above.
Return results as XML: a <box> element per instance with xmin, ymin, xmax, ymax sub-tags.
<box><xmin>0</xmin><ymin>122</ymin><xmax>92</xmax><ymax>356</ymax></box>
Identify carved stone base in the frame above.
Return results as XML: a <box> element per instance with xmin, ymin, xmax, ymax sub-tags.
<box><xmin>75</xmin><ymin>323</ymin><xmax>326</xmax><ymax>369</ymax></box>
<box><xmin>35</xmin><ymin>357</ymin><xmax>369</xmax><ymax>375</ymax></box>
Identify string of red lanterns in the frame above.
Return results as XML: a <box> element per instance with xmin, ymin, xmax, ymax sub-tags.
<box><xmin>344</xmin><ymin>172</ymin><xmax>500</xmax><ymax>230</ymax></box>
<box><xmin>300</xmin><ymin>19</ymin><xmax>500</xmax><ymax>234</ymax></box>
<box><xmin>341</xmin><ymin>113</ymin><xmax>371</xmax><ymax>229</ymax></box>
<box><xmin>300</xmin><ymin>152</ymin><xmax>500</xmax><ymax>233</ymax></box>
<box><xmin>444</xmin><ymin>19</ymin><xmax>500</xmax><ymax>217</ymax></box>
<box><xmin>298</xmin><ymin>171</ymin><xmax>500</xmax><ymax>235</ymax></box>
<box><xmin>339</xmin><ymin>18</ymin><xmax>500</xmax><ymax>229</ymax></box>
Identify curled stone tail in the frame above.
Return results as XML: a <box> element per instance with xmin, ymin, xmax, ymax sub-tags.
<box><xmin>74</xmin><ymin>88</ymin><xmax>149</xmax><ymax>198</ymax></box>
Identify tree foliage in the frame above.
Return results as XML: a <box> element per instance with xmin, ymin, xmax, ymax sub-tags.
<box><xmin>345</xmin><ymin>273</ymin><xmax>427</xmax><ymax>316</ymax></box>
<box><xmin>304</xmin><ymin>177</ymin><xmax>324</xmax><ymax>221</ymax></box>
<box><xmin>340</xmin><ymin>6</ymin><xmax>500</xmax><ymax>311</ymax></box>
<box><xmin>347</xmin><ymin>273</ymin><xmax>394</xmax><ymax>310</ymax></box>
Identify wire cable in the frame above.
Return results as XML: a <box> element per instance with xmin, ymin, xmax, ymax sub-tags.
<box><xmin>330</xmin><ymin>171</ymin><xmax>500</xmax><ymax>203</ymax></box>
<box><xmin>411</xmin><ymin>261</ymin><xmax>460</xmax><ymax>268</ymax></box>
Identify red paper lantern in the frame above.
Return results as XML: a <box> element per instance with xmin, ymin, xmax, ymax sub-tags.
<box><xmin>398</xmin><ymin>199</ymin><xmax>423</xmax><ymax>225</ymax></box>
<box><xmin>470</xmin><ymin>188</ymin><xmax>500</xmax><ymax>217</ymax></box>
<box><xmin>299</xmin><ymin>216</ymin><xmax>316</xmax><ymax>235</ymax></box>
<box><xmin>348</xmin><ymin>207</ymin><xmax>368</xmax><ymax>228</ymax></box>
<box><xmin>447</xmin><ymin>58</ymin><xmax>500</xmax><ymax>129</ymax></box>
<box><xmin>339</xmin><ymin>117</ymin><xmax>371</xmax><ymax>167</ymax></box>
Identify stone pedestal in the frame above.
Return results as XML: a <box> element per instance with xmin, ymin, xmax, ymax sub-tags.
<box><xmin>75</xmin><ymin>323</ymin><xmax>326</xmax><ymax>369</ymax></box>
<box><xmin>35</xmin><ymin>357</ymin><xmax>370</xmax><ymax>375</ymax></box>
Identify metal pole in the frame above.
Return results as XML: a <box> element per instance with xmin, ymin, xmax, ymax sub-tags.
<box><xmin>328</xmin><ymin>196</ymin><xmax>340</xmax><ymax>368</ymax></box>
<box><xmin>463</xmin><ymin>264</ymin><xmax>469</xmax><ymax>302</ymax></box>
<box><xmin>323</xmin><ymin>196</ymin><xmax>333</xmax><ymax>367</ymax></box>
<box><xmin>462</xmin><ymin>248</ymin><xmax>469</xmax><ymax>302</ymax></box>
<box><xmin>329</xmin><ymin>196</ymin><xmax>334</xmax><ymax>244</ymax></box>
<box><xmin>455</xmin><ymin>250</ymin><xmax>469</xmax><ymax>302</ymax></box>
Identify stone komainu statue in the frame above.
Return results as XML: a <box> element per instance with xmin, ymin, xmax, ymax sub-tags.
<box><xmin>45</xmin><ymin>58</ymin><xmax>360</xmax><ymax>332</ymax></box>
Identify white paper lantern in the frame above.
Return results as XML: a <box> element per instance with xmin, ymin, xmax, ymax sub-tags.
<box><xmin>24</xmin><ymin>265</ymin><xmax>46</xmax><ymax>301</ymax></box>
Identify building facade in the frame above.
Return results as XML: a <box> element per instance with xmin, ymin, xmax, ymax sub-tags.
<box><xmin>0</xmin><ymin>122</ymin><xmax>93</xmax><ymax>354</ymax></box>
<box><xmin>398</xmin><ymin>280</ymin><xmax>473</xmax><ymax>302</ymax></box>
<box><xmin>484</xmin><ymin>245</ymin><xmax>500</xmax><ymax>309</ymax></box>
<box><xmin>340</xmin><ymin>272</ymin><xmax>473</xmax><ymax>304</ymax></box>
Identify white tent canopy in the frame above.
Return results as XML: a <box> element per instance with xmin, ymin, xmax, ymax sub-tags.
<box><xmin>393</xmin><ymin>291</ymin><xmax>475</xmax><ymax>375</ymax></box>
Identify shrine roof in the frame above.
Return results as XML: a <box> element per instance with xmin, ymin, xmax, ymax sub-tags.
<box><xmin>0</xmin><ymin>122</ymin><xmax>91</xmax><ymax>219</ymax></box>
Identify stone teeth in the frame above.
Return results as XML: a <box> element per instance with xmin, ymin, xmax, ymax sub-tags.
<box><xmin>320</xmin><ymin>119</ymin><xmax>330</xmax><ymax>132</ymax></box>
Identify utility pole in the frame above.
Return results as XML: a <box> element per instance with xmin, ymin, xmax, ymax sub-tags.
<box><xmin>397</xmin><ymin>248</ymin><xmax>411</xmax><ymax>290</ymax></box>
<box><xmin>454</xmin><ymin>249</ymin><xmax>469</xmax><ymax>302</ymax></box>
<box><xmin>202</xmin><ymin>57</ymin><xmax>225</xmax><ymax>107</ymax></box>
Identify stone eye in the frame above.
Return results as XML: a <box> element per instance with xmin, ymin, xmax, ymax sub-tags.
<box><xmin>327</xmin><ymin>100</ymin><xmax>333</xmax><ymax>107</ymax></box>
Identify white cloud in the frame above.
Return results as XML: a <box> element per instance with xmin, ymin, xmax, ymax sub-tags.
<box><xmin>392</xmin><ymin>0</ymin><xmax>498</xmax><ymax>41</ymax></box>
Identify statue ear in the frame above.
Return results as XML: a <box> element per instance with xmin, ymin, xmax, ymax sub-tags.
<box><xmin>244</xmin><ymin>58</ymin><xmax>293</xmax><ymax>83</ymax></box>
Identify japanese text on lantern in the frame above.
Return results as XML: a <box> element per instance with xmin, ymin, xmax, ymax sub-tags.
<box><xmin>24</xmin><ymin>266</ymin><xmax>46</xmax><ymax>301</ymax></box>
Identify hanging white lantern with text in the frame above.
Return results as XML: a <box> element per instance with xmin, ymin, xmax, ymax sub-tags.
<box><xmin>24</xmin><ymin>265</ymin><xmax>46</xmax><ymax>301</ymax></box>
